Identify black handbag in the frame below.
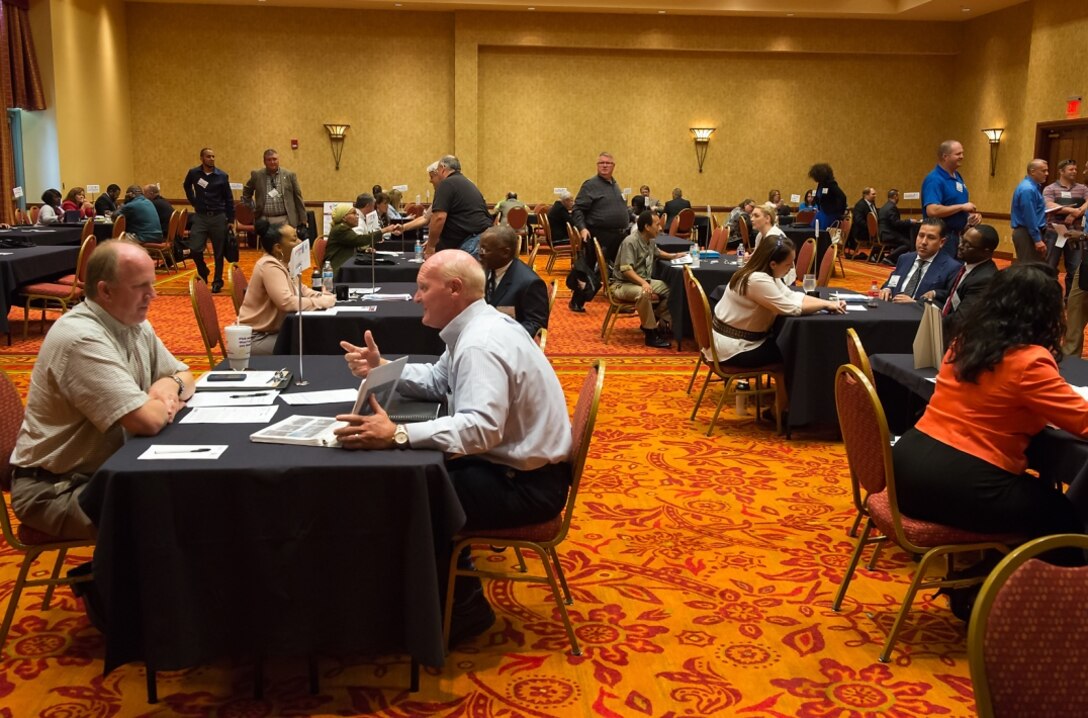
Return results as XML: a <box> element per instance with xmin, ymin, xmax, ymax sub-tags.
<box><xmin>223</xmin><ymin>228</ymin><xmax>240</xmax><ymax>263</ymax></box>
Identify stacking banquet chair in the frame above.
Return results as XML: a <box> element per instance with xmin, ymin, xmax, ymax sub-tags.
<box><xmin>834</xmin><ymin>217</ymin><xmax>851</xmax><ymax>276</ymax></box>
<box><xmin>80</xmin><ymin>217</ymin><xmax>95</xmax><ymax>242</ymax></box>
<box><xmin>110</xmin><ymin>214</ymin><xmax>127</xmax><ymax>239</ymax></box>
<box><xmin>231</xmin><ymin>264</ymin><xmax>248</xmax><ymax>314</ymax></box>
<box><xmin>865</xmin><ymin>211</ymin><xmax>887</xmax><ymax>264</ymax></box>
<box><xmin>967</xmin><ymin>533</ymin><xmax>1088</xmax><ymax>718</ymax></box>
<box><xmin>534</xmin><ymin>280</ymin><xmax>560</xmax><ymax>350</ymax></box>
<box><xmin>29</xmin><ymin>206</ymin><xmax>39</xmax><ymax>224</ymax></box>
<box><xmin>531</xmin><ymin>207</ymin><xmax>549</xmax><ymax>250</ymax></box>
<box><xmin>683</xmin><ymin>266</ymin><xmax>783</xmax><ymax>434</ymax></box>
<box><xmin>56</xmin><ymin>236</ymin><xmax>98</xmax><ymax>288</ymax></box>
<box><xmin>794</xmin><ymin>237</ymin><xmax>817</xmax><ymax>278</ymax></box>
<box><xmin>736</xmin><ymin>218</ymin><xmax>751</xmax><ymax>253</ymax></box>
<box><xmin>593</xmin><ymin>240</ymin><xmax>642</xmax><ymax>344</ymax></box>
<box><xmin>14</xmin><ymin>209</ymin><xmax>28</xmax><ymax>225</ymax></box>
<box><xmin>190</xmin><ymin>277</ymin><xmax>226</xmax><ymax>368</ymax></box>
<box><xmin>443</xmin><ymin>360</ymin><xmax>605</xmax><ymax>656</ymax></box>
<box><xmin>815</xmin><ymin>243</ymin><xmax>837</xmax><ymax>288</ymax></box>
<box><xmin>831</xmin><ymin>364</ymin><xmax>1023</xmax><ymax>662</ymax></box>
<box><xmin>843</xmin><ymin>328</ymin><xmax>874</xmax><ymax>538</ymax></box>
<box><xmin>143</xmin><ymin>228</ymin><xmax>178</xmax><ymax>274</ymax></box>
<box><xmin>20</xmin><ymin>235</ymin><xmax>95</xmax><ymax>338</ymax></box>
<box><xmin>669</xmin><ymin>208</ymin><xmax>695</xmax><ymax>241</ymax></box>
<box><xmin>506</xmin><ymin>206</ymin><xmax>530</xmax><ymax>251</ymax></box>
<box><xmin>313</xmin><ymin>236</ymin><xmax>328</xmax><ymax>269</ymax></box>
<box><xmin>543</xmin><ymin>214</ymin><xmax>573</xmax><ymax>275</ymax></box>
<box><xmin>234</xmin><ymin>201</ymin><xmax>257</xmax><ymax>249</ymax></box>
<box><xmin>795</xmin><ymin>209</ymin><xmax>816</xmax><ymax>225</ymax></box>
<box><xmin>170</xmin><ymin>209</ymin><xmax>194</xmax><ymax>270</ymax></box>
<box><xmin>0</xmin><ymin>369</ymin><xmax>95</xmax><ymax>649</ymax></box>
<box><xmin>708</xmin><ymin>227</ymin><xmax>728</xmax><ymax>254</ymax></box>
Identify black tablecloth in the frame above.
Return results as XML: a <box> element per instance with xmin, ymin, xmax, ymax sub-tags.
<box><xmin>0</xmin><ymin>246</ymin><xmax>81</xmax><ymax>334</ymax></box>
<box><xmin>654</xmin><ymin>258</ymin><xmax>742</xmax><ymax>347</ymax></box>
<box><xmin>336</xmin><ymin>253</ymin><xmax>421</xmax><ymax>284</ymax></box>
<box><xmin>654</xmin><ymin>234</ymin><xmax>694</xmax><ymax>255</ymax></box>
<box><xmin>80</xmin><ymin>355</ymin><xmax>463</xmax><ymax>674</ymax></box>
<box><xmin>870</xmin><ymin>353</ymin><xmax>1088</xmax><ymax>511</ymax></box>
<box><xmin>273</xmin><ymin>282</ymin><xmax>443</xmax><ymax>355</ymax></box>
<box><xmin>780</xmin><ymin>227</ymin><xmax>832</xmax><ymax>270</ymax></box>
<box><xmin>772</xmin><ymin>289</ymin><xmax>923</xmax><ymax>430</ymax></box>
<box><xmin>0</xmin><ymin>225</ymin><xmax>85</xmax><ymax>246</ymax></box>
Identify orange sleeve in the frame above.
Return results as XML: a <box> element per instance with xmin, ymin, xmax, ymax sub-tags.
<box><xmin>1018</xmin><ymin>352</ymin><xmax>1088</xmax><ymax>437</ymax></box>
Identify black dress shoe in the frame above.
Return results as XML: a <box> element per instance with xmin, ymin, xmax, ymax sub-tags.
<box><xmin>211</xmin><ymin>280</ymin><xmax>223</xmax><ymax>294</ymax></box>
<box><xmin>644</xmin><ymin>329</ymin><xmax>671</xmax><ymax>348</ymax></box>
<box><xmin>448</xmin><ymin>596</ymin><xmax>496</xmax><ymax>648</ymax></box>
<box><xmin>568</xmin><ymin>299</ymin><xmax>585</xmax><ymax>313</ymax></box>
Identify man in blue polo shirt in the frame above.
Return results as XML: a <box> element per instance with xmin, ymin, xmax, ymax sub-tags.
<box><xmin>1010</xmin><ymin>159</ymin><xmax>1050</xmax><ymax>263</ymax></box>
<box><xmin>921</xmin><ymin>140</ymin><xmax>981</xmax><ymax>259</ymax></box>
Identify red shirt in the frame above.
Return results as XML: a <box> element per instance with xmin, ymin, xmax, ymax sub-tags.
<box><xmin>917</xmin><ymin>345</ymin><xmax>1088</xmax><ymax>475</ymax></box>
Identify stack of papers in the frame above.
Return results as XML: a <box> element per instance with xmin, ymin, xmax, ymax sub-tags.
<box><xmin>180</xmin><ymin>406</ymin><xmax>280</xmax><ymax>424</ymax></box>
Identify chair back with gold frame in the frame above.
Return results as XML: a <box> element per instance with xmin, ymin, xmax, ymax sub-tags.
<box><xmin>795</xmin><ymin>237</ymin><xmax>817</xmax><ymax>278</ymax></box>
<box><xmin>230</xmin><ymin>264</ymin><xmax>248</xmax><ymax>314</ymax></box>
<box><xmin>968</xmin><ymin>533</ymin><xmax>1088</xmax><ymax>718</ymax></box>
<box><xmin>80</xmin><ymin>217</ymin><xmax>95</xmax><ymax>242</ymax></box>
<box><xmin>29</xmin><ymin>206</ymin><xmax>39</xmax><ymax>224</ymax></box>
<box><xmin>313</xmin><ymin>236</ymin><xmax>328</xmax><ymax>269</ymax></box>
<box><xmin>796</xmin><ymin>209</ymin><xmax>816</xmax><ymax>225</ymax></box>
<box><xmin>442</xmin><ymin>360</ymin><xmax>605</xmax><ymax>656</ymax></box>
<box><xmin>111</xmin><ymin>214</ymin><xmax>127</xmax><ymax>239</ymax></box>
<box><xmin>0</xmin><ymin>369</ymin><xmax>95</xmax><ymax>648</ymax></box>
<box><xmin>844</xmin><ymin>327</ymin><xmax>875</xmax><ymax>386</ymax></box>
<box><xmin>189</xmin><ymin>277</ymin><xmax>226</xmax><ymax>368</ymax></box>
<box><xmin>815</xmin><ymin>243</ymin><xmax>836</xmax><ymax>287</ymax></box>
<box><xmin>19</xmin><ymin>235</ymin><xmax>94</xmax><ymax>337</ymax></box>
<box><xmin>594</xmin><ymin>239</ymin><xmax>639</xmax><ymax>343</ymax></box>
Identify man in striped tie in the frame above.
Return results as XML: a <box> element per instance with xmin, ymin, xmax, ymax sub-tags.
<box><xmin>879</xmin><ymin>217</ymin><xmax>962</xmax><ymax>304</ymax></box>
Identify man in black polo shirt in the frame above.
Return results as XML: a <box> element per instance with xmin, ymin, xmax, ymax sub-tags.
<box><xmin>425</xmin><ymin>155</ymin><xmax>491</xmax><ymax>258</ymax></box>
<box><xmin>182</xmin><ymin>147</ymin><xmax>235</xmax><ymax>293</ymax></box>
<box><xmin>572</xmin><ymin>151</ymin><xmax>629</xmax><ymax>269</ymax></box>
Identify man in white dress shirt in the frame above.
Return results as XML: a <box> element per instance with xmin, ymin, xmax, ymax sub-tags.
<box><xmin>335</xmin><ymin>249</ymin><xmax>573</xmax><ymax>645</ymax></box>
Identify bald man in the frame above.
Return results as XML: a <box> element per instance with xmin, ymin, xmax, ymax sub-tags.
<box><xmin>1011</xmin><ymin>159</ymin><xmax>1050</xmax><ymax>263</ymax></box>
<box><xmin>336</xmin><ymin>249</ymin><xmax>572</xmax><ymax>646</ymax></box>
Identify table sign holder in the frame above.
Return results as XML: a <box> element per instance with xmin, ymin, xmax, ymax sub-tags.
<box><xmin>290</xmin><ymin>239</ymin><xmax>312</xmax><ymax>385</ymax></box>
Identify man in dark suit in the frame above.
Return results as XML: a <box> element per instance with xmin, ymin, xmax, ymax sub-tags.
<box><xmin>848</xmin><ymin>187</ymin><xmax>878</xmax><ymax>258</ymax></box>
<box><xmin>478</xmin><ymin>225</ymin><xmax>550</xmax><ymax>338</ymax></box>
<box><xmin>241</xmin><ymin>148</ymin><xmax>307</xmax><ymax>231</ymax></box>
<box><xmin>943</xmin><ymin>224</ymin><xmax>999</xmax><ymax>322</ymax></box>
<box><xmin>880</xmin><ymin>217</ymin><xmax>962</xmax><ymax>305</ymax></box>
<box><xmin>94</xmin><ymin>184</ymin><xmax>121</xmax><ymax>216</ymax></box>
<box><xmin>877</xmin><ymin>189</ymin><xmax>916</xmax><ymax>264</ymax></box>
<box><xmin>663</xmin><ymin>187</ymin><xmax>692</xmax><ymax>231</ymax></box>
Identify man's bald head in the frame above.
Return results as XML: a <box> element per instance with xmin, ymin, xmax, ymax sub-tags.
<box><xmin>143</xmin><ymin>184</ymin><xmax>160</xmax><ymax>199</ymax></box>
<box><xmin>426</xmin><ymin>249</ymin><xmax>485</xmax><ymax>299</ymax></box>
<box><xmin>414</xmin><ymin>250</ymin><xmax>485</xmax><ymax>328</ymax></box>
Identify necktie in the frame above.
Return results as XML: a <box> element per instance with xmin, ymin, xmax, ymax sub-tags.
<box><xmin>901</xmin><ymin>258</ymin><xmax>928</xmax><ymax>298</ymax></box>
<box><xmin>943</xmin><ymin>265</ymin><xmax>967</xmax><ymax>316</ymax></box>
<box><xmin>486</xmin><ymin>272</ymin><xmax>496</xmax><ymax>303</ymax></box>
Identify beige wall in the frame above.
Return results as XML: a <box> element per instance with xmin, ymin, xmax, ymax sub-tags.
<box><xmin>125</xmin><ymin>4</ymin><xmax>454</xmax><ymax>202</ymax></box>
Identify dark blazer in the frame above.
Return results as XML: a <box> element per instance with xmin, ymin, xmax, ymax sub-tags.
<box><xmin>487</xmin><ymin>259</ymin><xmax>550</xmax><ymax>338</ymax></box>
<box><xmin>877</xmin><ymin>200</ymin><xmax>912</xmax><ymax>246</ymax></box>
<box><xmin>94</xmin><ymin>193</ymin><xmax>117</xmax><ymax>216</ymax></box>
<box><xmin>242</xmin><ymin>168</ymin><xmax>306</xmax><ymax>227</ymax></box>
<box><xmin>883</xmin><ymin>250</ymin><xmax>962</xmax><ymax>304</ymax></box>
<box><xmin>945</xmin><ymin>258</ymin><xmax>997</xmax><ymax>317</ymax></box>
<box><xmin>849</xmin><ymin>198</ymin><xmax>876</xmax><ymax>246</ymax></box>
<box><xmin>664</xmin><ymin>197</ymin><xmax>692</xmax><ymax>229</ymax></box>
<box><xmin>547</xmin><ymin>200</ymin><xmax>572</xmax><ymax>245</ymax></box>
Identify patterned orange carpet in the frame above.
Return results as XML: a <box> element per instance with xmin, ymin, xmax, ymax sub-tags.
<box><xmin>0</xmin><ymin>250</ymin><xmax>989</xmax><ymax>716</ymax></box>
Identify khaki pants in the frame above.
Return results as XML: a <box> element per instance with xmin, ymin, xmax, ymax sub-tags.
<box><xmin>1064</xmin><ymin>265</ymin><xmax>1087</xmax><ymax>357</ymax></box>
<box><xmin>610</xmin><ymin>279</ymin><xmax>671</xmax><ymax>330</ymax></box>
<box><xmin>11</xmin><ymin>472</ymin><xmax>96</xmax><ymax>539</ymax></box>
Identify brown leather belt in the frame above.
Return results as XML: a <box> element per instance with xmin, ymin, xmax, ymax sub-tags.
<box><xmin>712</xmin><ymin>315</ymin><xmax>771</xmax><ymax>341</ymax></box>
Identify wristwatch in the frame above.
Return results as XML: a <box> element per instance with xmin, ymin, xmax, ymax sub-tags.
<box><xmin>393</xmin><ymin>424</ymin><xmax>410</xmax><ymax>448</ymax></box>
<box><xmin>170</xmin><ymin>375</ymin><xmax>185</xmax><ymax>397</ymax></box>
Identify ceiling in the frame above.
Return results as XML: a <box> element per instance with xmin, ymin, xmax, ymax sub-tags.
<box><xmin>129</xmin><ymin>0</ymin><xmax>1028</xmax><ymax>22</ymax></box>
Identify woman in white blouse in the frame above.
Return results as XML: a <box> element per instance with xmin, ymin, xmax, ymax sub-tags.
<box><xmin>711</xmin><ymin>236</ymin><xmax>844</xmax><ymax>368</ymax></box>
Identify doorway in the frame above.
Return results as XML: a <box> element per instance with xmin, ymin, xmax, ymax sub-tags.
<box><xmin>1034</xmin><ymin>119</ymin><xmax>1088</xmax><ymax>181</ymax></box>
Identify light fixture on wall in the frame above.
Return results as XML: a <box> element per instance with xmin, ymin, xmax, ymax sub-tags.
<box><xmin>981</xmin><ymin>127</ymin><xmax>1004</xmax><ymax>177</ymax></box>
<box><xmin>690</xmin><ymin>127</ymin><xmax>715</xmax><ymax>173</ymax></box>
<box><xmin>323</xmin><ymin>123</ymin><xmax>350</xmax><ymax>170</ymax></box>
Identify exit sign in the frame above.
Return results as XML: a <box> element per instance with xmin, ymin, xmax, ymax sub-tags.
<box><xmin>1068</xmin><ymin>96</ymin><xmax>1082</xmax><ymax>119</ymax></box>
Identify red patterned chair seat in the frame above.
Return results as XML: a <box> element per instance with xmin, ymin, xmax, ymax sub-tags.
<box><xmin>15</xmin><ymin>522</ymin><xmax>70</xmax><ymax>546</ymax></box>
<box><xmin>868</xmin><ymin>491</ymin><xmax>1023</xmax><ymax>547</ymax></box>
<box><xmin>55</xmin><ymin>274</ymin><xmax>81</xmax><ymax>287</ymax></box>
<box><xmin>459</xmin><ymin>514</ymin><xmax>563</xmax><ymax>543</ymax></box>
<box><xmin>22</xmin><ymin>282</ymin><xmax>83</xmax><ymax>299</ymax></box>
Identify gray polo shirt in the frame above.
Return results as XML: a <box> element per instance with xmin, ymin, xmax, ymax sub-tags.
<box><xmin>11</xmin><ymin>300</ymin><xmax>187</xmax><ymax>475</ymax></box>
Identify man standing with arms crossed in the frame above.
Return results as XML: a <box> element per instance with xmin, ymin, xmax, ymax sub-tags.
<box><xmin>921</xmin><ymin>140</ymin><xmax>982</xmax><ymax>259</ymax></box>
<box><xmin>1043</xmin><ymin>158</ymin><xmax>1088</xmax><ymax>295</ymax></box>
<box><xmin>183</xmin><ymin>147</ymin><xmax>235</xmax><ymax>293</ymax></box>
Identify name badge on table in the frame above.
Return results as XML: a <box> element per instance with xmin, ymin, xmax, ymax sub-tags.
<box><xmin>955</xmin><ymin>182</ymin><xmax>963</xmax><ymax>192</ymax></box>
<box><xmin>267</xmin><ymin>189</ymin><xmax>280</xmax><ymax>199</ymax></box>
<box><xmin>197</xmin><ymin>178</ymin><xmax>209</xmax><ymax>189</ymax></box>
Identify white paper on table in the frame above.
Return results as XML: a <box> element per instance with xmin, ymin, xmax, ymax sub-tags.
<box><xmin>139</xmin><ymin>445</ymin><xmax>229</xmax><ymax>460</ymax></box>
<box><xmin>844</xmin><ymin>305</ymin><xmax>868</xmax><ymax>312</ymax></box>
<box><xmin>186</xmin><ymin>392</ymin><xmax>279</xmax><ymax>407</ymax></box>
<box><xmin>279</xmin><ymin>388</ymin><xmax>359</xmax><ymax>406</ymax></box>
<box><xmin>837</xmin><ymin>294</ymin><xmax>869</xmax><ymax>302</ymax></box>
<box><xmin>363</xmin><ymin>293</ymin><xmax>414</xmax><ymax>302</ymax></box>
<box><xmin>180</xmin><ymin>406</ymin><xmax>279</xmax><ymax>424</ymax></box>
<box><xmin>348</xmin><ymin>287</ymin><xmax>381</xmax><ymax>297</ymax></box>
<box><xmin>301</xmin><ymin>307</ymin><xmax>338</xmax><ymax>315</ymax></box>
<box><xmin>336</xmin><ymin>306</ymin><xmax>377</xmax><ymax>313</ymax></box>
<box><xmin>375</xmin><ymin>251</ymin><xmax>401</xmax><ymax>257</ymax></box>
<box><xmin>926</xmin><ymin>377</ymin><xmax>937</xmax><ymax>384</ymax></box>
<box><xmin>669</xmin><ymin>254</ymin><xmax>693</xmax><ymax>266</ymax></box>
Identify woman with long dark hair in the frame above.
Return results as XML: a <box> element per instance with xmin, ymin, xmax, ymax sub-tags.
<box><xmin>893</xmin><ymin>263</ymin><xmax>1087</xmax><ymax>539</ymax></box>
<box><xmin>807</xmin><ymin>163</ymin><xmax>847</xmax><ymax>230</ymax></box>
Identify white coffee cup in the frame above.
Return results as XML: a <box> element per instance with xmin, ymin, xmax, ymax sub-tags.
<box><xmin>224</xmin><ymin>324</ymin><xmax>253</xmax><ymax>371</ymax></box>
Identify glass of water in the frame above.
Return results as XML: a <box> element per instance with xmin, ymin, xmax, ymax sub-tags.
<box><xmin>802</xmin><ymin>274</ymin><xmax>817</xmax><ymax>293</ymax></box>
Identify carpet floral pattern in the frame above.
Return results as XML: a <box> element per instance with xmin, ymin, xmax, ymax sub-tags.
<box><xmin>0</xmin><ymin>253</ymin><xmax>987</xmax><ymax>716</ymax></box>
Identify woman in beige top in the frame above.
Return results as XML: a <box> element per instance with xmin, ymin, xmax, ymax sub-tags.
<box><xmin>711</xmin><ymin>237</ymin><xmax>844</xmax><ymax>367</ymax></box>
<box><xmin>238</xmin><ymin>220</ymin><xmax>335</xmax><ymax>355</ymax></box>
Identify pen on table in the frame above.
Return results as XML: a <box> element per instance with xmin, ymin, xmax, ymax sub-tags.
<box><xmin>230</xmin><ymin>392</ymin><xmax>270</xmax><ymax>398</ymax></box>
<box><xmin>154</xmin><ymin>448</ymin><xmax>212</xmax><ymax>454</ymax></box>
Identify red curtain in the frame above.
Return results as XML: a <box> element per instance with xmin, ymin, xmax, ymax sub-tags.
<box><xmin>1</xmin><ymin>0</ymin><xmax>46</xmax><ymax>224</ymax></box>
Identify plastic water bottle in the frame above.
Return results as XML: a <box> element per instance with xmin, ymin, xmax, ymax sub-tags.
<box><xmin>867</xmin><ymin>280</ymin><xmax>880</xmax><ymax>307</ymax></box>
<box><xmin>736</xmin><ymin>244</ymin><xmax>746</xmax><ymax>265</ymax></box>
<box><xmin>311</xmin><ymin>266</ymin><xmax>322</xmax><ymax>292</ymax></box>
<box><xmin>735</xmin><ymin>379</ymin><xmax>750</xmax><ymax>416</ymax></box>
<box><xmin>322</xmin><ymin>261</ymin><xmax>334</xmax><ymax>293</ymax></box>
<box><xmin>414</xmin><ymin>237</ymin><xmax>424</xmax><ymax>261</ymax></box>
<box><xmin>690</xmin><ymin>241</ymin><xmax>700</xmax><ymax>268</ymax></box>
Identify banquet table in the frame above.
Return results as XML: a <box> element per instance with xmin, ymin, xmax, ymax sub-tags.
<box><xmin>870</xmin><ymin>353</ymin><xmax>1088</xmax><ymax>513</ymax></box>
<box><xmin>336</xmin><ymin>252</ymin><xmax>422</xmax><ymax>284</ymax></box>
<box><xmin>273</xmin><ymin>282</ymin><xmax>442</xmax><ymax>355</ymax></box>
<box><xmin>780</xmin><ymin>227</ymin><xmax>832</xmax><ymax>271</ymax></box>
<box><xmin>654</xmin><ymin>257</ymin><xmax>743</xmax><ymax>347</ymax></box>
<box><xmin>0</xmin><ymin>245</ymin><xmax>81</xmax><ymax>334</ymax></box>
<box><xmin>79</xmin><ymin>355</ymin><xmax>462</xmax><ymax>688</ymax></box>
<box><xmin>0</xmin><ymin>225</ymin><xmax>86</xmax><ymax>246</ymax></box>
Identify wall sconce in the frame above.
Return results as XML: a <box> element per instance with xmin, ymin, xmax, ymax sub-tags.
<box><xmin>323</xmin><ymin>123</ymin><xmax>350</xmax><ymax>170</ymax></box>
<box><xmin>690</xmin><ymin>127</ymin><xmax>715</xmax><ymax>173</ymax></box>
<box><xmin>981</xmin><ymin>127</ymin><xmax>1004</xmax><ymax>177</ymax></box>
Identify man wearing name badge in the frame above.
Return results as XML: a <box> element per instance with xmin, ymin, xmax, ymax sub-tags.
<box><xmin>1043</xmin><ymin>158</ymin><xmax>1088</xmax><ymax>296</ymax></box>
<box><xmin>334</xmin><ymin>250</ymin><xmax>573</xmax><ymax>646</ymax></box>
<box><xmin>942</xmin><ymin>224</ymin><xmax>999</xmax><ymax>327</ymax></box>
<box><xmin>182</xmin><ymin>147</ymin><xmax>235</xmax><ymax>293</ymax></box>
<box><xmin>572</xmin><ymin>152</ymin><xmax>630</xmax><ymax>270</ymax></box>
<box><xmin>425</xmin><ymin>155</ymin><xmax>491</xmax><ymax>259</ymax></box>
<box><xmin>1010</xmin><ymin>159</ymin><xmax>1050</xmax><ymax>264</ymax></box>
<box><xmin>879</xmin><ymin>217</ymin><xmax>961</xmax><ymax>304</ymax></box>
<box><xmin>9</xmin><ymin>241</ymin><xmax>195</xmax><ymax>540</ymax></box>
<box><xmin>94</xmin><ymin>184</ymin><xmax>121</xmax><ymax>217</ymax></box>
<box><xmin>477</xmin><ymin>225</ymin><xmax>550</xmax><ymax>338</ymax></box>
<box><xmin>921</xmin><ymin>140</ymin><xmax>982</xmax><ymax>260</ymax></box>
<box><xmin>612</xmin><ymin>211</ymin><xmax>685</xmax><ymax>348</ymax></box>
<box><xmin>242</xmin><ymin>149</ymin><xmax>307</xmax><ymax>232</ymax></box>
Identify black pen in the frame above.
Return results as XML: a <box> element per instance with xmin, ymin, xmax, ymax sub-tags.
<box><xmin>230</xmin><ymin>392</ymin><xmax>270</xmax><ymax>398</ymax></box>
<box><xmin>154</xmin><ymin>448</ymin><xmax>213</xmax><ymax>454</ymax></box>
